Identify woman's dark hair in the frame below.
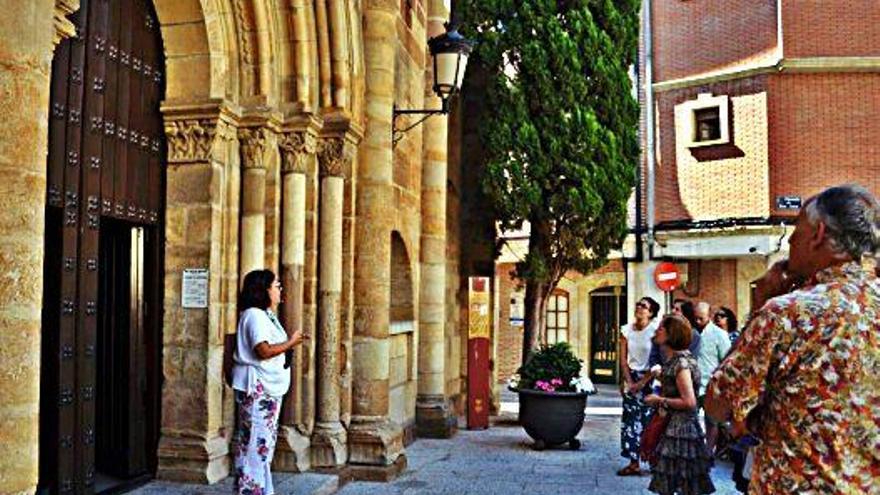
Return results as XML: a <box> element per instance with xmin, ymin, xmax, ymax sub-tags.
<box><xmin>640</xmin><ymin>297</ymin><xmax>661</xmax><ymax>318</ymax></box>
<box><xmin>716</xmin><ymin>306</ymin><xmax>738</xmax><ymax>334</ymax></box>
<box><xmin>661</xmin><ymin>314</ymin><xmax>693</xmax><ymax>352</ymax></box>
<box><xmin>673</xmin><ymin>298</ymin><xmax>698</xmax><ymax>329</ymax></box>
<box><xmin>239</xmin><ymin>269</ymin><xmax>276</xmax><ymax>311</ymax></box>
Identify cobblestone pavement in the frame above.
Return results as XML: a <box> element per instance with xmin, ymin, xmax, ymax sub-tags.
<box><xmin>337</xmin><ymin>414</ymin><xmax>738</xmax><ymax>495</ymax></box>
<box><xmin>134</xmin><ymin>386</ymin><xmax>738</xmax><ymax>495</ymax></box>
<box><xmin>130</xmin><ymin>472</ymin><xmax>338</xmax><ymax>495</ymax></box>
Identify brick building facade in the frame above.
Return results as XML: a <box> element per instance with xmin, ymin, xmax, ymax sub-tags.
<box><xmin>627</xmin><ymin>0</ymin><xmax>880</xmax><ymax>325</ymax></box>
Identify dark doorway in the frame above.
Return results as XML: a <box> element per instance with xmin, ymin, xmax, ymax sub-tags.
<box><xmin>95</xmin><ymin>220</ymin><xmax>162</xmax><ymax>489</ymax></box>
<box><xmin>39</xmin><ymin>0</ymin><xmax>165</xmax><ymax>492</ymax></box>
<box><xmin>589</xmin><ymin>287</ymin><xmax>627</xmax><ymax>384</ymax></box>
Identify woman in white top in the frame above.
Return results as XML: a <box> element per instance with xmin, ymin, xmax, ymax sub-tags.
<box><xmin>617</xmin><ymin>296</ymin><xmax>660</xmax><ymax>476</ymax></box>
<box><xmin>232</xmin><ymin>269</ymin><xmax>305</xmax><ymax>495</ymax></box>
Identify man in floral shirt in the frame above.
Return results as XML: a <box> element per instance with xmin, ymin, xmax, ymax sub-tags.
<box><xmin>705</xmin><ymin>184</ymin><xmax>880</xmax><ymax>494</ymax></box>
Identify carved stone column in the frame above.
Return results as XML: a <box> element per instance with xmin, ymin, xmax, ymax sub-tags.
<box><xmin>310</xmin><ymin>134</ymin><xmax>354</xmax><ymax>468</ymax></box>
<box><xmin>158</xmin><ymin>101</ymin><xmax>240</xmax><ymax>483</ymax></box>
<box><xmin>347</xmin><ymin>3</ymin><xmax>406</xmax><ymax>480</ymax></box>
<box><xmin>416</xmin><ymin>0</ymin><xmax>456</xmax><ymax>439</ymax></box>
<box><xmin>274</xmin><ymin>119</ymin><xmax>320</xmax><ymax>472</ymax></box>
<box><xmin>239</xmin><ymin>127</ymin><xmax>268</xmax><ymax>275</ymax></box>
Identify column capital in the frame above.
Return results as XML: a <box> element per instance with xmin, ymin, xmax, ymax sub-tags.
<box><xmin>317</xmin><ymin>113</ymin><xmax>362</xmax><ymax>178</ymax></box>
<box><xmin>162</xmin><ymin>99</ymin><xmax>239</xmax><ymax>163</ymax></box>
<box><xmin>279</xmin><ymin>130</ymin><xmax>317</xmax><ymax>174</ymax></box>
<box><xmin>239</xmin><ymin>127</ymin><xmax>269</xmax><ymax>170</ymax></box>
<box><xmin>316</xmin><ymin>137</ymin><xmax>354</xmax><ymax>178</ymax></box>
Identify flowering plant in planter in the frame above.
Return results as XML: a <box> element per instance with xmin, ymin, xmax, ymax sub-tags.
<box><xmin>508</xmin><ymin>343</ymin><xmax>596</xmax><ymax>450</ymax></box>
<box><xmin>508</xmin><ymin>342</ymin><xmax>596</xmax><ymax>395</ymax></box>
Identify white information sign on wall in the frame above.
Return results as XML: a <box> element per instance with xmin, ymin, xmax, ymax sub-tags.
<box><xmin>509</xmin><ymin>290</ymin><xmax>525</xmax><ymax>327</ymax></box>
<box><xmin>182</xmin><ymin>268</ymin><xmax>209</xmax><ymax>309</ymax></box>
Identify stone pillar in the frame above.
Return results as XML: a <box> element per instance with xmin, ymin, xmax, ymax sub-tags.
<box><xmin>0</xmin><ymin>1</ymin><xmax>77</xmax><ymax>492</ymax></box>
<box><xmin>416</xmin><ymin>0</ymin><xmax>456</xmax><ymax>439</ymax></box>
<box><xmin>347</xmin><ymin>3</ymin><xmax>406</xmax><ymax>480</ymax></box>
<box><xmin>310</xmin><ymin>134</ymin><xmax>353</xmax><ymax>468</ymax></box>
<box><xmin>158</xmin><ymin>101</ymin><xmax>240</xmax><ymax>483</ymax></box>
<box><xmin>275</xmin><ymin>120</ymin><xmax>320</xmax><ymax>472</ymax></box>
<box><xmin>239</xmin><ymin>127</ymin><xmax>268</xmax><ymax>275</ymax></box>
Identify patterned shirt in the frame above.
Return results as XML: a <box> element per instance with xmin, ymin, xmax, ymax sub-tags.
<box><xmin>708</xmin><ymin>260</ymin><xmax>880</xmax><ymax>495</ymax></box>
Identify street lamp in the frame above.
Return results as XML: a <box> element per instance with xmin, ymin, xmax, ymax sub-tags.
<box><xmin>393</xmin><ymin>23</ymin><xmax>474</xmax><ymax>145</ymax></box>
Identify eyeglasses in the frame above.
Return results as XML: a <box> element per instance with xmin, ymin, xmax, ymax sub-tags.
<box><xmin>713</xmin><ymin>313</ymin><xmax>727</xmax><ymax>320</ymax></box>
<box><xmin>271</xmin><ymin>282</ymin><xmax>283</xmax><ymax>290</ymax></box>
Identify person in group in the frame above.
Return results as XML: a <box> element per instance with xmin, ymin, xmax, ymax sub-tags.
<box><xmin>693</xmin><ymin>302</ymin><xmax>731</xmax><ymax>457</ymax></box>
<box><xmin>706</xmin><ymin>184</ymin><xmax>880</xmax><ymax>493</ymax></box>
<box><xmin>644</xmin><ymin>314</ymin><xmax>715</xmax><ymax>495</ymax></box>
<box><xmin>231</xmin><ymin>269</ymin><xmax>306</xmax><ymax>495</ymax></box>
<box><xmin>646</xmin><ymin>298</ymin><xmax>701</xmax><ymax>368</ymax></box>
<box><xmin>616</xmin><ymin>296</ymin><xmax>661</xmax><ymax>476</ymax></box>
<box><xmin>672</xmin><ymin>298</ymin><xmax>698</xmax><ymax>329</ymax></box>
<box><xmin>712</xmin><ymin>306</ymin><xmax>739</xmax><ymax>344</ymax></box>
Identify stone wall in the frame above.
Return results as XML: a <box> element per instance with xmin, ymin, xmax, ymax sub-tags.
<box><xmin>0</xmin><ymin>0</ymin><xmax>480</xmax><ymax>489</ymax></box>
<box><xmin>0</xmin><ymin>1</ymin><xmax>65</xmax><ymax>492</ymax></box>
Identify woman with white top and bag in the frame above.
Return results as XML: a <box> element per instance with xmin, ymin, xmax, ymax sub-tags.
<box><xmin>617</xmin><ymin>296</ymin><xmax>661</xmax><ymax>476</ymax></box>
<box><xmin>231</xmin><ymin>269</ymin><xmax>306</xmax><ymax>495</ymax></box>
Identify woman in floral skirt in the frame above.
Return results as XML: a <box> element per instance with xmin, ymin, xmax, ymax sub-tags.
<box><xmin>645</xmin><ymin>314</ymin><xmax>715</xmax><ymax>495</ymax></box>
<box><xmin>231</xmin><ymin>270</ymin><xmax>306</xmax><ymax>495</ymax></box>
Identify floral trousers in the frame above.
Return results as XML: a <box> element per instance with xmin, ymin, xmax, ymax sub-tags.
<box><xmin>233</xmin><ymin>383</ymin><xmax>282</xmax><ymax>495</ymax></box>
<box><xmin>620</xmin><ymin>370</ymin><xmax>654</xmax><ymax>462</ymax></box>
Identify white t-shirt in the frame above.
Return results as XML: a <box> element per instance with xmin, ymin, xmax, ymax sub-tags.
<box><xmin>231</xmin><ymin>308</ymin><xmax>291</xmax><ymax>398</ymax></box>
<box><xmin>621</xmin><ymin>319</ymin><xmax>658</xmax><ymax>372</ymax></box>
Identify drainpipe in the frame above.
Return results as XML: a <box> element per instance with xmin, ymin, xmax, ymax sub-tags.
<box><xmin>644</xmin><ymin>0</ymin><xmax>656</xmax><ymax>259</ymax></box>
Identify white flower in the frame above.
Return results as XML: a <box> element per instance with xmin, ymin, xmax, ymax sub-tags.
<box><xmin>507</xmin><ymin>374</ymin><xmax>520</xmax><ymax>389</ymax></box>
<box><xmin>570</xmin><ymin>375</ymin><xmax>597</xmax><ymax>395</ymax></box>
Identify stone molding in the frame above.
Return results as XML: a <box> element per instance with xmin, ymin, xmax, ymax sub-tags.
<box><xmin>239</xmin><ymin>127</ymin><xmax>269</xmax><ymax>170</ymax></box>
<box><xmin>54</xmin><ymin>0</ymin><xmax>80</xmax><ymax>46</ymax></box>
<box><xmin>279</xmin><ymin>130</ymin><xmax>317</xmax><ymax>174</ymax></box>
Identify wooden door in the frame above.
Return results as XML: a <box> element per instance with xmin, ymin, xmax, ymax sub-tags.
<box><xmin>40</xmin><ymin>0</ymin><xmax>165</xmax><ymax>492</ymax></box>
<box><xmin>589</xmin><ymin>287</ymin><xmax>626</xmax><ymax>384</ymax></box>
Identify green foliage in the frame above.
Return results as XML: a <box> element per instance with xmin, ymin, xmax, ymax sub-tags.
<box><xmin>516</xmin><ymin>342</ymin><xmax>583</xmax><ymax>392</ymax></box>
<box><xmin>460</xmin><ymin>0</ymin><xmax>641</xmax><ymax>283</ymax></box>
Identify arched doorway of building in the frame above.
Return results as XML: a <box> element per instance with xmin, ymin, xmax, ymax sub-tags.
<box><xmin>389</xmin><ymin>232</ymin><xmax>417</xmax><ymax>434</ymax></box>
<box><xmin>39</xmin><ymin>0</ymin><xmax>165</xmax><ymax>492</ymax></box>
<box><xmin>589</xmin><ymin>287</ymin><xmax>626</xmax><ymax>384</ymax></box>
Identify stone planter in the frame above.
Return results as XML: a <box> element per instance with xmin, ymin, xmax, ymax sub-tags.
<box><xmin>513</xmin><ymin>387</ymin><xmax>588</xmax><ymax>450</ymax></box>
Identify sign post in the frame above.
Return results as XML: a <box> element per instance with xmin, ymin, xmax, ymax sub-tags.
<box><xmin>654</xmin><ymin>262</ymin><xmax>681</xmax><ymax>313</ymax></box>
<box><xmin>467</xmin><ymin>276</ymin><xmax>491</xmax><ymax>430</ymax></box>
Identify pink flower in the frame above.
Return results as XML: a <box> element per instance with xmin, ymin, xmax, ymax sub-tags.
<box><xmin>551</xmin><ymin>378</ymin><xmax>563</xmax><ymax>386</ymax></box>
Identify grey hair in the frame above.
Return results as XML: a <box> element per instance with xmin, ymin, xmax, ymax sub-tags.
<box><xmin>804</xmin><ymin>184</ymin><xmax>880</xmax><ymax>260</ymax></box>
<box><xmin>695</xmin><ymin>301</ymin><xmax>712</xmax><ymax>315</ymax></box>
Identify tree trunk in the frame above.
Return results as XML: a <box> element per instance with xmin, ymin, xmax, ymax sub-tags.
<box><xmin>522</xmin><ymin>279</ymin><xmax>551</xmax><ymax>365</ymax></box>
<box><xmin>520</xmin><ymin>218</ymin><xmax>555</xmax><ymax>366</ymax></box>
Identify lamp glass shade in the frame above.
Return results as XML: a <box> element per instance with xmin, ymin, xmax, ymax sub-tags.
<box><xmin>434</xmin><ymin>52</ymin><xmax>468</xmax><ymax>97</ymax></box>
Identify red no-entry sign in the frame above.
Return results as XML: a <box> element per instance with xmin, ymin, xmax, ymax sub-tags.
<box><xmin>654</xmin><ymin>262</ymin><xmax>681</xmax><ymax>292</ymax></box>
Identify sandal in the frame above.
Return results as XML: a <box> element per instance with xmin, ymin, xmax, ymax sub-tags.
<box><xmin>616</xmin><ymin>464</ymin><xmax>641</xmax><ymax>476</ymax></box>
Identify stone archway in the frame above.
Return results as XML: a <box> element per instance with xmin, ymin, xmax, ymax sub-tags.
<box><xmin>390</xmin><ymin>232</ymin><xmax>415</xmax><ymax>327</ymax></box>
